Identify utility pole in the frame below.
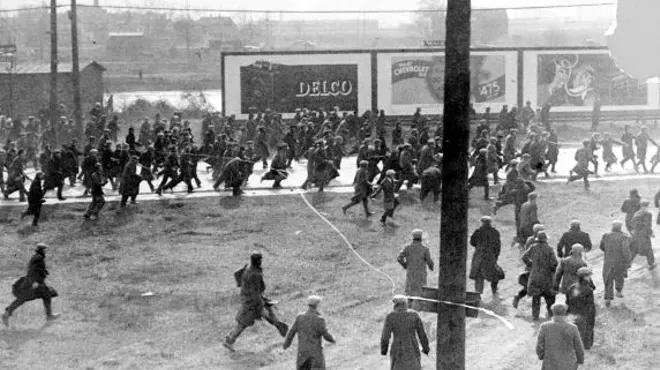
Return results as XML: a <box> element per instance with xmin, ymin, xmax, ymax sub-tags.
<box><xmin>70</xmin><ymin>0</ymin><xmax>83</xmax><ymax>140</ymax></box>
<box><xmin>49</xmin><ymin>0</ymin><xmax>59</xmax><ymax>147</ymax></box>
<box><xmin>438</xmin><ymin>0</ymin><xmax>471</xmax><ymax>369</ymax></box>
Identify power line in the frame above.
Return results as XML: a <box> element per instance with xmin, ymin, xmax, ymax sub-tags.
<box><xmin>0</xmin><ymin>2</ymin><xmax>617</xmax><ymax>14</ymax></box>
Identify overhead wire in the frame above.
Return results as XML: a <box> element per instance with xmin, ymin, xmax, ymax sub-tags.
<box><xmin>0</xmin><ymin>2</ymin><xmax>617</xmax><ymax>14</ymax></box>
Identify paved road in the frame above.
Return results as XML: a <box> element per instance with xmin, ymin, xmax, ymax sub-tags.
<box><xmin>0</xmin><ymin>143</ymin><xmax>656</xmax><ymax>207</ymax></box>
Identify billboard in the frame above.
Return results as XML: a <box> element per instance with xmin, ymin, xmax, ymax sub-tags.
<box><xmin>223</xmin><ymin>53</ymin><xmax>372</xmax><ymax>119</ymax></box>
<box><xmin>240</xmin><ymin>60</ymin><xmax>358</xmax><ymax>114</ymax></box>
<box><xmin>376</xmin><ymin>51</ymin><xmax>518</xmax><ymax>115</ymax></box>
<box><xmin>523</xmin><ymin>49</ymin><xmax>660</xmax><ymax>112</ymax></box>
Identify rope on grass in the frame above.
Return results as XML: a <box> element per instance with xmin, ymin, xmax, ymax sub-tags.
<box><xmin>298</xmin><ymin>189</ymin><xmax>515</xmax><ymax>329</ymax></box>
<box><xmin>298</xmin><ymin>189</ymin><xmax>398</xmax><ymax>295</ymax></box>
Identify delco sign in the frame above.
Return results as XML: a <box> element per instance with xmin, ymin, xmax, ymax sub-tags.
<box><xmin>296</xmin><ymin>80</ymin><xmax>353</xmax><ymax>98</ymax></box>
<box><xmin>240</xmin><ymin>61</ymin><xmax>358</xmax><ymax>113</ymax></box>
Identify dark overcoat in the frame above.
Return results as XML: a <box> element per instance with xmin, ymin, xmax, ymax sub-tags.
<box><xmin>469</xmin><ymin>225</ymin><xmax>503</xmax><ymax>282</ymax></box>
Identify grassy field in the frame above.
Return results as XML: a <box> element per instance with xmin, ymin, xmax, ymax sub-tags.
<box><xmin>0</xmin><ymin>178</ymin><xmax>658</xmax><ymax>370</ymax></box>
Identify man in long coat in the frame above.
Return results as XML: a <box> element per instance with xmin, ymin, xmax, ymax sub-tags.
<box><xmin>629</xmin><ymin>201</ymin><xmax>656</xmax><ymax>269</ymax></box>
<box><xmin>380</xmin><ymin>295</ymin><xmax>430</xmax><ymax>370</ymax></box>
<box><xmin>283</xmin><ymin>296</ymin><xmax>336</xmax><ymax>370</ymax></box>
<box><xmin>21</xmin><ymin>172</ymin><xmax>46</xmax><ymax>227</ymax></box>
<box><xmin>600</xmin><ymin>220</ymin><xmax>633</xmax><ymax>306</ymax></box>
<box><xmin>536</xmin><ymin>303</ymin><xmax>585</xmax><ymax>370</ymax></box>
<box><xmin>621</xmin><ymin>189</ymin><xmax>641</xmax><ymax>233</ymax></box>
<box><xmin>468</xmin><ymin>148</ymin><xmax>490</xmax><ymax>201</ymax></box>
<box><xmin>522</xmin><ymin>231</ymin><xmax>558</xmax><ymax>321</ymax></box>
<box><xmin>223</xmin><ymin>253</ymin><xmax>288</xmax><ymax>352</ymax></box>
<box><xmin>43</xmin><ymin>150</ymin><xmax>66</xmax><ymax>201</ymax></box>
<box><xmin>119</xmin><ymin>156</ymin><xmax>141</xmax><ymax>207</ymax></box>
<box><xmin>2</xmin><ymin>243</ymin><xmax>60</xmax><ymax>326</ymax></box>
<box><xmin>469</xmin><ymin>216</ymin><xmax>503</xmax><ymax>295</ymax></box>
<box><xmin>213</xmin><ymin>157</ymin><xmax>254</xmax><ymax>196</ymax></box>
<box><xmin>341</xmin><ymin>160</ymin><xmax>373</xmax><ymax>217</ymax></box>
<box><xmin>566</xmin><ymin>268</ymin><xmax>596</xmax><ymax>350</ymax></box>
<box><xmin>397</xmin><ymin>229</ymin><xmax>434</xmax><ymax>309</ymax></box>
<box><xmin>556</xmin><ymin>220</ymin><xmax>593</xmax><ymax>258</ymax></box>
<box><xmin>371</xmin><ymin>169</ymin><xmax>399</xmax><ymax>226</ymax></box>
<box><xmin>518</xmin><ymin>192</ymin><xmax>540</xmax><ymax>245</ymax></box>
<box><xmin>419</xmin><ymin>155</ymin><xmax>442</xmax><ymax>203</ymax></box>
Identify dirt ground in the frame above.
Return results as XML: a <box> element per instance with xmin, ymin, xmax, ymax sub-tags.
<box><xmin>0</xmin><ymin>178</ymin><xmax>659</xmax><ymax>370</ymax></box>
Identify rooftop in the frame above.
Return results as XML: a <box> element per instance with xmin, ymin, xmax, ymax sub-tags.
<box><xmin>0</xmin><ymin>61</ymin><xmax>105</xmax><ymax>74</ymax></box>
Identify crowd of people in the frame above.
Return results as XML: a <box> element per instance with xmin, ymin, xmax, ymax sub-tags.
<box><xmin>1</xmin><ymin>100</ymin><xmax>659</xmax><ymax>369</ymax></box>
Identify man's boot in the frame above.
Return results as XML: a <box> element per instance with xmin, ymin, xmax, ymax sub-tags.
<box><xmin>57</xmin><ymin>187</ymin><xmax>66</xmax><ymax>201</ymax></box>
<box><xmin>45</xmin><ymin>299</ymin><xmax>60</xmax><ymax>321</ymax></box>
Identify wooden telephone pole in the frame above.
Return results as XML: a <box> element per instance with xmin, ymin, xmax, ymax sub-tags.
<box><xmin>70</xmin><ymin>0</ymin><xmax>83</xmax><ymax>140</ymax></box>
<box><xmin>49</xmin><ymin>0</ymin><xmax>59</xmax><ymax>147</ymax></box>
<box><xmin>438</xmin><ymin>0</ymin><xmax>471</xmax><ymax>369</ymax></box>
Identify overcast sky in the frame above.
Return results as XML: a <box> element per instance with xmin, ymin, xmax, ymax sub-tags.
<box><xmin>0</xmin><ymin>0</ymin><xmax>616</xmax><ymax>26</ymax></box>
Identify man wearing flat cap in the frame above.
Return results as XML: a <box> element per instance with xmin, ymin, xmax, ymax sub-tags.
<box><xmin>557</xmin><ymin>220</ymin><xmax>593</xmax><ymax>258</ymax></box>
<box><xmin>283</xmin><ymin>295</ymin><xmax>336</xmax><ymax>370</ymax></box>
<box><xmin>536</xmin><ymin>303</ymin><xmax>585</xmax><ymax>370</ymax></box>
<box><xmin>261</xmin><ymin>143</ymin><xmax>289</xmax><ymax>189</ymax></box>
<box><xmin>417</xmin><ymin>139</ymin><xmax>435</xmax><ymax>174</ymax></box>
<box><xmin>599</xmin><ymin>220</ymin><xmax>632</xmax><ymax>307</ymax></box>
<box><xmin>2</xmin><ymin>243</ymin><xmax>60</xmax><ymax>327</ymax></box>
<box><xmin>380</xmin><ymin>295</ymin><xmax>430</xmax><ymax>370</ymax></box>
<box><xmin>420</xmin><ymin>154</ymin><xmax>442</xmax><ymax>203</ymax></box>
<box><xmin>522</xmin><ymin>231</ymin><xmax>558</xmax><ymax>321</ymax></box>
<box><xmin>397</xmin><ymin>229</ymin><xmax>434</xmax><ymax>310</ymax></box>
<box><xmin>629</xmin><ymin>200</ymin><xmax>656</xmax><ymax>269</ymax></box>
<box><xmin>554</xmin><ymin>244</ymin><xmax>589</xmax><ymax>295</ymax></box>
<box><xmin>224</xmin><ymin>253</ymin><xmax>288</xmax><ymax>352</ymax></box>
<box><xmin>469</xmin><ymin>216</ymin><xmax>504</xmax><ymax>295</ymax></box>
<box><xmin>398</xmin><ymin>143</ymin><xmax>417</xmax><ymax>190</ymax></box>
<box><xmin>518</xmin><ymin>192</ymin><xmax>541</xmax><ymax>246</ymax></box>
<box><xmin>371</xmin><ymin>169</ymin><xmax>400</xmax><ymax>226</ymax></box>
<box><xmin>119</xmin><ymin>155</ymin><xmax>141</xmax><ymax>208</ymax></box>
<box><xmin>342</xmin><ymin>160</ymin><xmax>374</xmax><ymax>217</ymax></box>
<box><xmin>566</xmin><ymin>267</ymin><xmax>596</xmax><ymax>350</ymax></box>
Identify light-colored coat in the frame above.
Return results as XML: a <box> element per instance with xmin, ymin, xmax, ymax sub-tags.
<box><xmin>283</xmin><ymin>308</ymin><xmax>335</xmax><ymax>370</ymax></box>
<box><xmin>397</xmin><ymin>241</ymin><xmax>434</xmax><ymax>297</ymax></box>
<box><xmin>380</xmin><ymin>307</ymin><xmax>430</xmax><ymax>370</ymax></box>
<box><xmin>536</xmin><ymin>317</ymin><xmax>585</xmax><ymax>370</ymax></box>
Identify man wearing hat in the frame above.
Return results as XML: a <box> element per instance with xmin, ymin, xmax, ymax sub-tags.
<box><xmin>283</xmin><ymin>126</ymin><xmax>298</xmax><ymax>168</ymax></box>
<box><xmin>419</xmin><ymin>154</ymin><xmax>442</xmax><ymax>203</ymax></box>
<box><xmin>2</xmin><ymin>243</ymin><xmax>60</xmax><ymax>327</ymax></box>
<box><xmin>397</xmin><ymin>229</ymin><xmax>434</xmax><ymax>309</ymax></box>
<box><xmin>223</xmin><ymin>253</ymin><xmax>289</xmax><ymax>352</ymax></box>
<box><xmin>503</xmin><ymin>129</ymin><xmax>518</xmax><ymax>165</ymax></box>
<box><xmin>557</xmin><ymin>220</ymin><xmax>593</xmax><ymax>258</ymax></box>
<box><xmin>261</xmin><ymin>143</ymin><xmax>288</xmax><ymax>189</ymax></box>
<box><xmin>84</xmin><ymin>163</ymin><xmax>108</xmax><ymax>220</ymax></box>
<box><xmin>635</xmin><ymin>125</ymin><xmax>657</xmax><ymax>174</ymax></box>
<box><xmin>371</xmin><ymin>169</ymin><xmax>400</xmax><ymax>226</ymax></box>
<box><xmin>341</xmin><ymin>160</ymin><xmax>374</xmax><ymax>217</ymax></box>
<box><xmin>469</xmin><ymin>216</ymin><xmax>504</xmax><ymax>295</ymax></box>
<box><xmin>621</xmin><ymin>189</ymin><xmax>641</xmax><ymax>233</ymax></box>
<box><xmin>119</xmin><ymin>155</ymin><xmax>141</xmax><ymax>207</ymax></box>
<box><xmin>398</xmin><ymin>143</ymin><xmax>417</xmax><ymax>190</ymax></box>
<box><xmin>468</xmin><ymin>147</ymin><xmax>490</xmax><ymax>201</ymax></box>
<box><xmin>213</xmin><ymin>157</ymin><xmax>254</xmax><ymax>196</ymax></box>
<box><xmin>600</xmin><ymin>220</ymin><xmax>632</xmax><ymax>306</ymax></box>
<box><xmin>417</xmin><ymin>139</ymin><xmax>436</xmax><ymax>174</ymax></box>
<box><xmin>513</xmin><ymin>224</ymin><xmax>547</xmax><ymax>308</ymax></box>
<box><xmin>254</xmin><ymin>126</ymin><xmax>270</xmax><ymax>169</ymax></box>
<box><xmin>522</xmin><ymin>231</ymin><xmax>558</xmax><ymax>321</ymax></box>
<box><xmin>566</xmin><ymin>267</ymin><xmax>596</xmax><ymax>350</ymax></box>
<box><xmin>3</xmin><ymin>148</ymin><xmax>30</xmax><ymax>202</ymax></box>
<box><xmin>518</xmin><ymin>192</ymin><xmax>540</xmax><ymax>246</ymax></box>
<box><xmin>554</xmin><ymin>244</ymin><xmax>589</xmax><ymax>295</ymax></box>
<box><xmin>21</xmin><ymin>172</ymin><xmax>46</xmax><ymax>226</ymax></box>
<box><xmin>283</xmin><ymin>295</ymin><xmax>336</xmax><ymax>370</ymax></box>
<box><xmin>43</xmin><ymin>149</ymin><xmax>67</xmax><ymax>201</ymax></box>
<box><xmin>567</xmin><ymin>139</ymin><xmax>594</xmax><ymax>190</ymax></box>
<box><xmin>380</xmin><ymin>295</ymin><xmax>430</xmax><ymax>370</ymax></box>
<box><xmin>629</xmin><ymin>200</ymin><xmax>656</xmax><ymax>269</ymax></box>
<box><xmin>536</xmin><ymin>303</ymin><xmax>585</xmax><ymax>370</ymax></box>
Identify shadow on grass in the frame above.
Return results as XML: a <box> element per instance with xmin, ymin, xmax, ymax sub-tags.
<box><xmin>0</xmin><ymin>321</ymin><xmax>50</xmax><ymax>348</ymax></box>
<box><xmin>219</xmin><ymin>196</ymin><xmax>242</xmax><ymax>210</ymax></box>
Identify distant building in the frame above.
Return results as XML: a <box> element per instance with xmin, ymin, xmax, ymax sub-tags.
<box><xmin>106</xmin><ymin>32</ymin><xmax>146</xmax><ymax>59</ymax></box>
<box><xmin>0</xmin><ymin>61</ymin><xmax>105</xmax><ymax>119</ymax></box>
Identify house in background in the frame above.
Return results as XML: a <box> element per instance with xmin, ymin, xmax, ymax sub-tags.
<box><xmin>0</xmin><ymin>61</ymin><xmax>105</xmax><ymax>119</ymax></box>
